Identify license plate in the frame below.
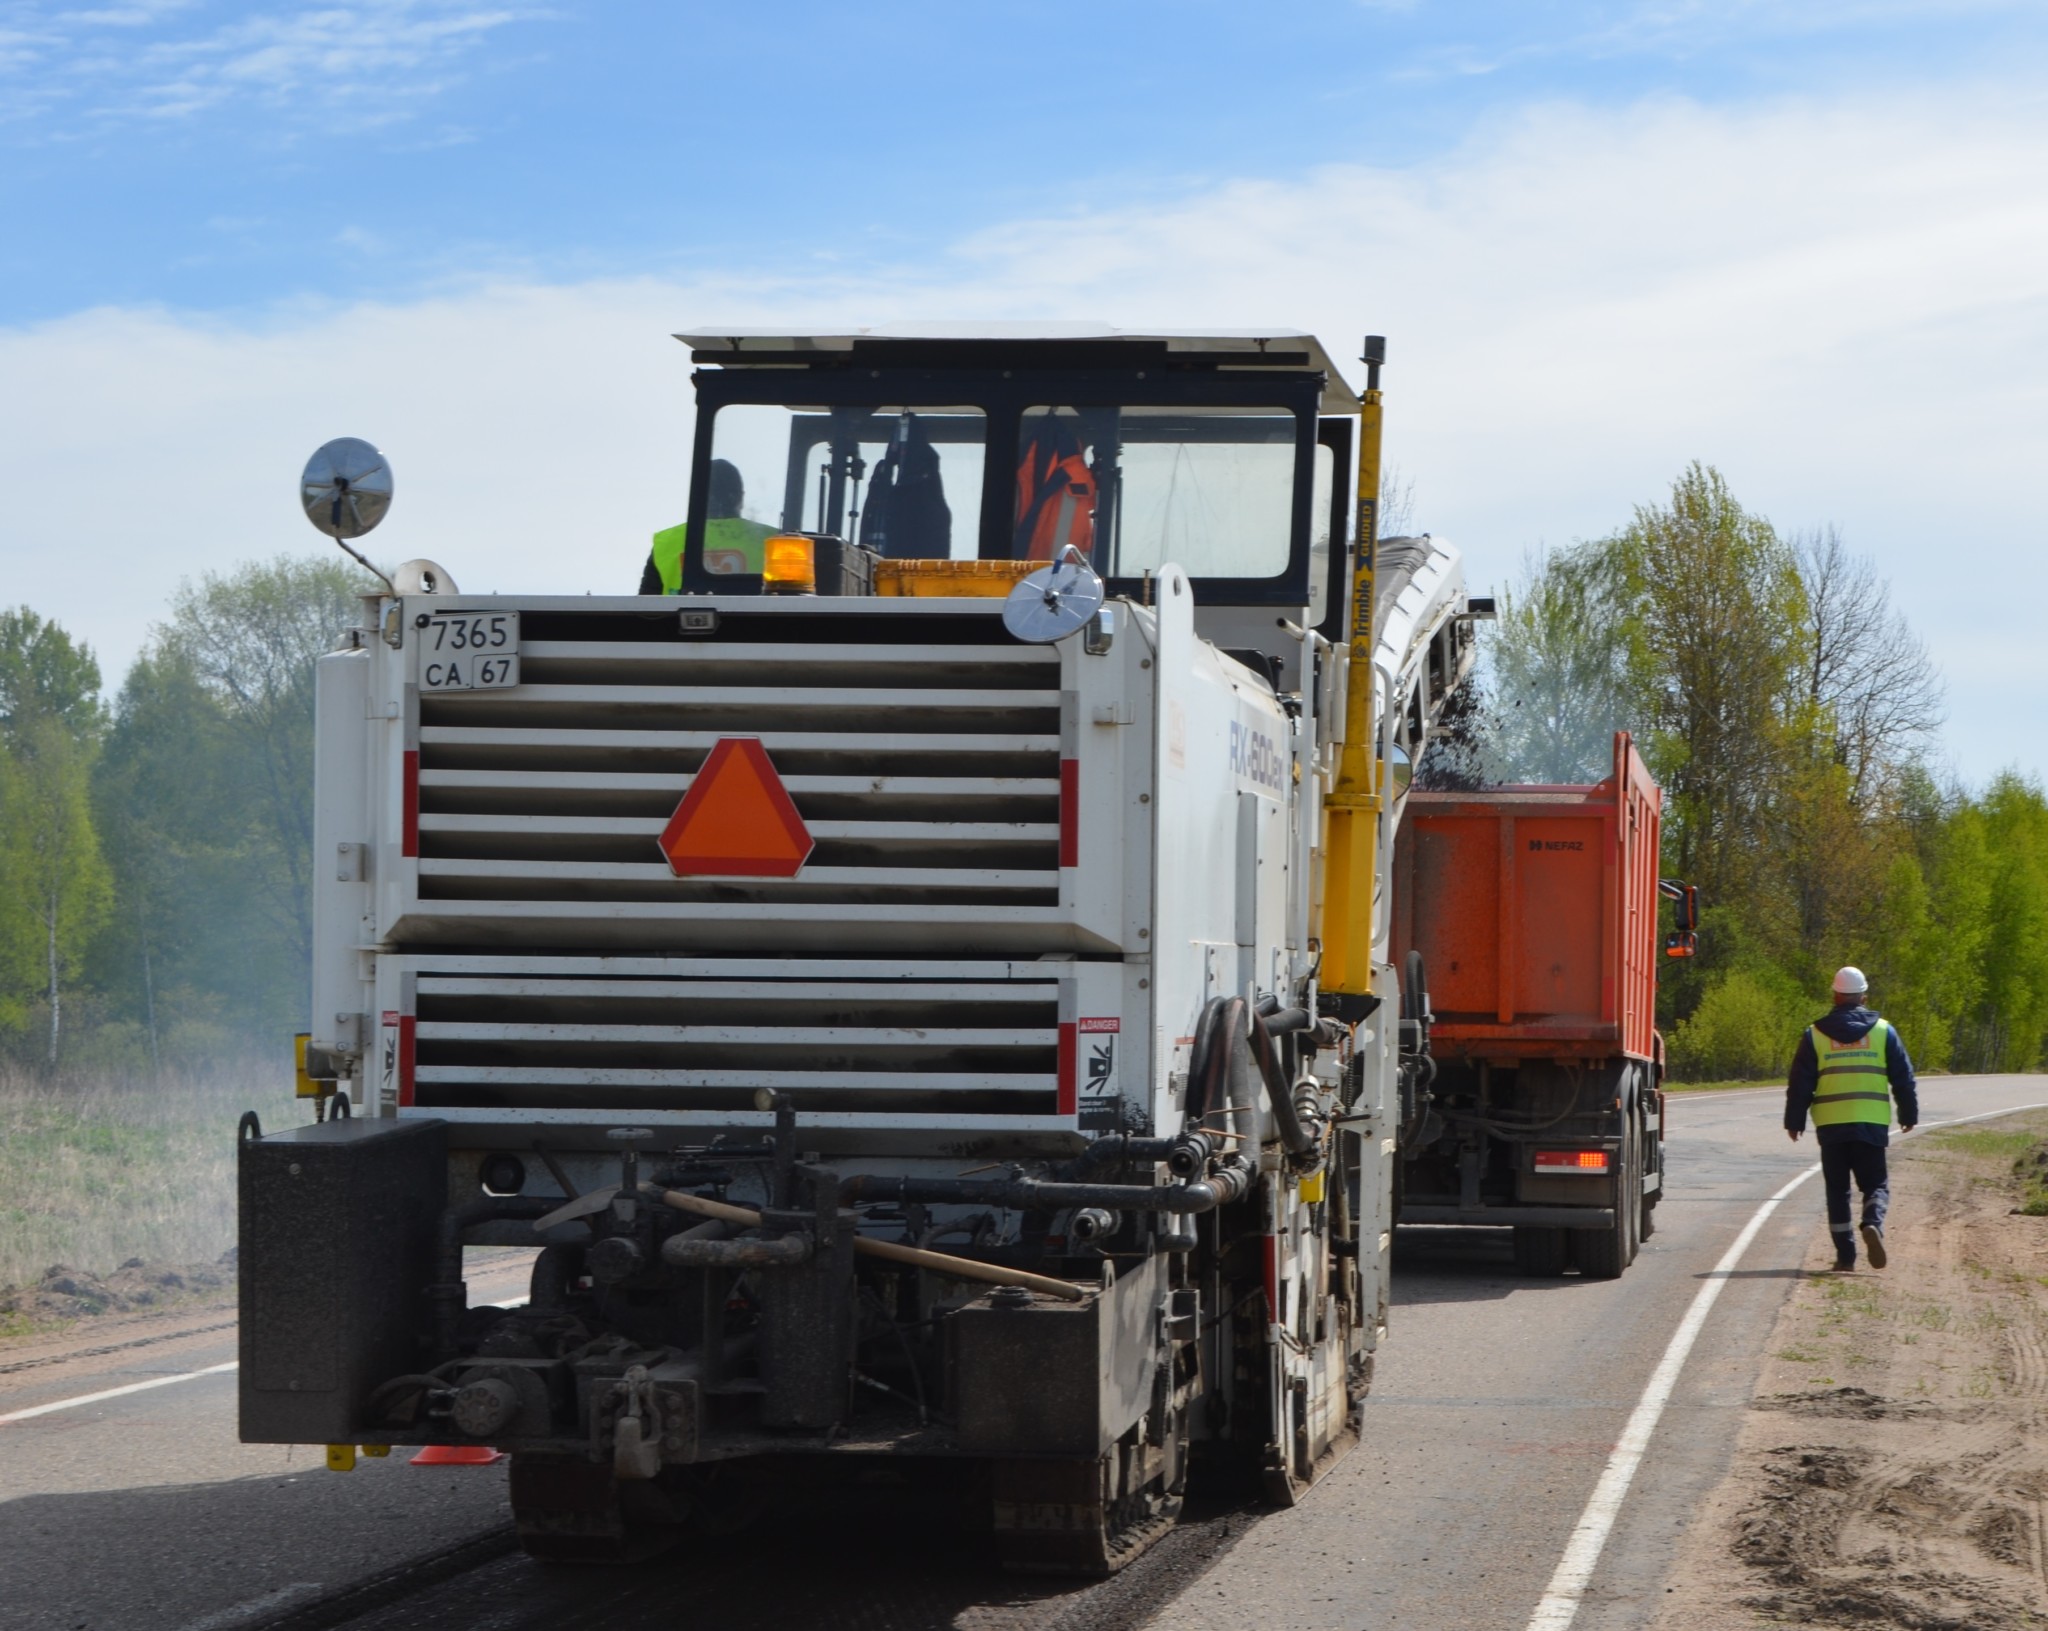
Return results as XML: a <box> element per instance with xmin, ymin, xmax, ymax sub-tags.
<box><xmin>418</xmin><ymin>611</ymin><xmax>520</xmax><ymax>691</ymax></box>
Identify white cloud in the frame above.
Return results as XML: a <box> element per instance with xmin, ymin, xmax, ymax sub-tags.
<box><xmin>2</xmin><ymin>85</ymin><xmax>2045</xmax><ymax>782</ymax></box>
<box><xmin>0</xmin><ymin>1</ymin><xmax>532</xmax><ymax>132</ymax></box>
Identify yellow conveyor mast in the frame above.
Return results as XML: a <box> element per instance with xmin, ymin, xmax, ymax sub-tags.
<box><xmin>1319</xmin><ymin>335</ymin><xmax>1386</xmax><ymax>997</ymax></box>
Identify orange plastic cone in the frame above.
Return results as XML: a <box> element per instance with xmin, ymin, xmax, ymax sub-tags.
<box><xmin>409</xmin><ymin>1444</ymin><xmax>504</xmax><ymax>1466</ymax></box>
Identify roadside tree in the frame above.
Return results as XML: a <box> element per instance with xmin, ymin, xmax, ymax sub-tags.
<box><xmin>0</xmin><ymin>610</ymin><xmax>112</xmax><ymax>1065</ymax></box>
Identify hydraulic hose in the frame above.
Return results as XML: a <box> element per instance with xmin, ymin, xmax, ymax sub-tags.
<box><xmin>1187</xmin><ymin>996</ymin><xmax>1227</xmax><ymax>1120</ymax></box>
<box><xmin>1187</xmin><ymin>995</ymin><xmax>1321</xmax><ymax>1163</ymax></box>
<box><xmin>838</xmin><ymin>1168</ymin><xmax>1253</xmax><ymax>1214</ymax></box>
<box><xmin>1249</xmin><ymin>1010</ymin><xmax>1321</xmax><ymax>1162</ymax></box>
<box><xmin>528</xmin><ymin>1243</ymin><xmax>580</xmax><ymax>1312</ymax></box>
<box><xmin>433</xmin><ymin>1195</ymin><xmax>554</xmax><ymax>1359</ymax></box>
<box><xmin>1066</xmin><ymin>1134</ymin><xmax>1183</xmax><ymax>1175</ymax></box>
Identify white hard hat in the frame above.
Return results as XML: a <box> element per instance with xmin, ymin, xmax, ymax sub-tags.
<box><xmin>1832</xmin><ymin>966</ymin><xmax>1869</xmax><ymax>997</ymax></box>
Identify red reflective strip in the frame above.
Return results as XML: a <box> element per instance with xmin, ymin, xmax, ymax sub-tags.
<box><xmin>1059</xmin><ymin>758</ymin><xmax>1079</xmax><ymax>867</ymax></box>
<box><xmin>398</xmin><ymin>1015</ymin><xmax>416</xmax><ymax>1108</ymax></box>
<box><xmin>402</xmin><ymin>750</ymin><xmax>420</xmax><ymax>858</ymax></box>
<box><xmin>1057</xmin><ymin>1020</ymin><xmax>1077</xmax><ymax>1116</ymax></box>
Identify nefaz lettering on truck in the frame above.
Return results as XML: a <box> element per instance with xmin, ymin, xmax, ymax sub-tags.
<box><xmin>240</xmin><ymin>327</ymin><xmax>1492</xmax><ymax>1571</ymax></box>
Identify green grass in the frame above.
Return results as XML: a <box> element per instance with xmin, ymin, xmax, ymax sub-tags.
<box><xmin>1918</xmin><ymin>1122</ymin><xmax>2048</xmax><ymax>1213</ymax></box>
<box><xmin>0</xmin><ymin>1057</ymin><xmax>296</xmax><ymax>1291</ymax></box>
<box><xmin>1929</xmin><ymin>1127</ymin><xmax>2041</xmax><ymax>1161</ymax></box>
<box><xmin>1662</xmin><ymin>1078</ymin><xmax>1784</xmax><ymax>1093</ymax></box>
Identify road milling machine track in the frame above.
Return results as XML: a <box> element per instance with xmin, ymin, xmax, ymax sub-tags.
<box><xmin>241</xmin><ymin>326</ymin><xmax>1492</xmax><ymax>1572</ymax></box>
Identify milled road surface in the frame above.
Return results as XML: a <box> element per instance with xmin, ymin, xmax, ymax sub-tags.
<box><xmin>3</xmin><ymin>1077</ymin><xmax>2037</xmax><ymax>1631</ymax></box>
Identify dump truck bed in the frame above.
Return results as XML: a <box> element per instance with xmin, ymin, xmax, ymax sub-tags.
<box><xmin>1392</xmin><ymin>735</ymin><xmax>1661</xmax><ymax>1062</ymax></box>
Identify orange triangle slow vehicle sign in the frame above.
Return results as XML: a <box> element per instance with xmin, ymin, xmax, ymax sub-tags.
<box><xmin>658</xmin><ymin>737</ymin><xmax>814</xmax><ymax>878</ymax></box>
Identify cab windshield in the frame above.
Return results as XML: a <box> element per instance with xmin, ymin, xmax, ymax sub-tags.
<box><xmin>686</xmin><ymin>382</ymin><xmax>1316</xmax><ymax>601</ymax></box>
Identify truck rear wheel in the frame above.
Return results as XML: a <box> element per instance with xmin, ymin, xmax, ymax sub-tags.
<box><xmin>1512</xmin><ymin>1226</ymin><xmax>1571</xmax><ymax>1276</ymax></box>
<box><xmin>1575</xmin><ymin>1122</ymin><xmax>1640</xmax><ymax>1280</ymax></box>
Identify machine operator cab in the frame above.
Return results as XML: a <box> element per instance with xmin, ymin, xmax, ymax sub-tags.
<box><xmin>667</xmin><ymin>325</ymin><xmax>1365</xmax><ymax>689</ymax></box>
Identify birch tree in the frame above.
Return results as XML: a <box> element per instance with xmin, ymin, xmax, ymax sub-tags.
<box><xmin>0</xmin><ymin>609</ymin><xmax>111</xmax><ymax>1064</ymax></box>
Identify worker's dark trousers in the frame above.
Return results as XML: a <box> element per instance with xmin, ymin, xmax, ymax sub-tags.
<box><xmin>1820</xmin><ymin>1139</ymin><xmax>1889</xmax><ymax>1245</ymax></box>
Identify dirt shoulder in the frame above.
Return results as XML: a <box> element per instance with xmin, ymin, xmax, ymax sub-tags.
<box><xmin>1655</xmin><ymin>1111</ymin><xmax>2048</xmax><ymax>1630</ymax></box>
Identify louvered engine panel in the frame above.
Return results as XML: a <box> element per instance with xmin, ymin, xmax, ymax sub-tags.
<box><xmin>377</xmin><ymin>954</ymin><xmax>1136</xmax><ymax>1153</ymax></box>
<box><xmin>384</xmin><ymin>607</ymin><xmax>1117</xmax><ymax>952</ymax></box>
<box><xmin>355</xmin><ymin>602</ymin><xmax>1149</xmax><ymax>1148</ymax></box>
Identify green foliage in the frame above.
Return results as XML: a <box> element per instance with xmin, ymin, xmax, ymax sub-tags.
<box><xmin>95</xmin><ymin>556</ymin><xmax>369</xmax><ymax>1053</ymax></box>
<box><xmin>1605</xmin><ymin>462</ymin><xmax>1810</xmax><ymax>899</ymax></box>
<box><xmin>2</xmin><ymin>559</ymin><xmax>366</xmax><ymax>1073</ymax></box>
<box><xmin>1962</xmin><ymin>775</ymin><xmax>2048</xmax><ymax>1071</ymax></box>
<box><xmin>1666</xmin><ymin>967</ymin><xmax>1809</xmax><ymax>1082</ymax></box>
<box><xmin>0</xmin><ymin>610</ymin><xmax>113</xmax><ymax>1060</ymax></box>
<box><xmin>1482</xmin><ymin>544</ymin><xmax>1633</xmax><ymax>784</ymax></box>
<box><xmin>0</xmin><ymin>607</ymin><xmax>104</xmax><ymax>741</ymax></box>
<box><xmin>1453</xmin><ymin>462</ymin><xmax>2041</xmax><ymax>1080</ymax></box>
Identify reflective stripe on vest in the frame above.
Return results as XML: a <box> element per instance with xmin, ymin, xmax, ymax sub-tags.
<box><xmin>1808</xmin><ymin>1017</ymin><xmax>1892</xmax><ymax>1128</ymax></box>
<box><xmin>649</xmin><ymin>518</ymin><xmax>776</xmax><ymax>594</ymax></box>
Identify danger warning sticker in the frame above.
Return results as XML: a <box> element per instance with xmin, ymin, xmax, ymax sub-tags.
<box><xmin>1078</xmin><ymin>1017</ymin><xmax>1120</xmax><ymax>1033</ymax></box>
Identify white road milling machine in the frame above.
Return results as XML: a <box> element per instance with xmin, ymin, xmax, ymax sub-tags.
<box><xmin>241</xmin><ymin>327</ymin><xmax>1482</xmax><ymax>1572</ymax></box>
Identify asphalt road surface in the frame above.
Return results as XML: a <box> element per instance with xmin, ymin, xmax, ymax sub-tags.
<box><xmin>4</xmin><ymin>1076</ymin><xmax>2041</xmax><ymax>1631</ymax></box>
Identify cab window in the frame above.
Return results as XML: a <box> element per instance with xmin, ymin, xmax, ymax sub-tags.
<box><xmin>1015</xmin><ymin>406</ymin><xmax>1299</xmax><ymax>577</ymax></box>
<box><xmin>706</xmin><ymin>404</ymin><xmax>986</xmax><ymax>568</ymax></box>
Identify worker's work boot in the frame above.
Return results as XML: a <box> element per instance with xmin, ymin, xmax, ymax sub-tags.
<box><xmin>1860</xmin><ymin>1222</ymin><xmax>1887</xmax><ymax>1270</ymax></box>
<box><xmin>1830</xmin><ymin>1230</ymin><xmax>1856</xmax><ymax>1272</ymax></box>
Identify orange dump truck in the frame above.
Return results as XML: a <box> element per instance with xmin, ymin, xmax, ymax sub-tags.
<box><xmin>1390</xmin><ymin>732</ymin><xmax>1690</xmax><ymax>1278</ymax></box>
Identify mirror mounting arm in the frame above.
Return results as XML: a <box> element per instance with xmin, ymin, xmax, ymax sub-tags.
<box><xmin>334</xmin><ymin>534</ymin><xmax>398</xmax><ymax>599</ymax></box>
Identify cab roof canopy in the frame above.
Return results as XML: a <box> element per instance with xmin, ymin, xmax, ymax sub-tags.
<box><xmin>676</xmin><ymin>323</ymin><xmax>1363</xmax><ymax>414</ymax></box>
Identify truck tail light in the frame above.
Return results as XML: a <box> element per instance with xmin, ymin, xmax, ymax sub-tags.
<box><xmin>1534</xmin><ymin>1149</ymin><xmax>1609</xmax><ymax>1171</ymax></box>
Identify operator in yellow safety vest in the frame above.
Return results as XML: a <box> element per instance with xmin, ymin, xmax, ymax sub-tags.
<box><xmin>640</xmin><ymin>458</ymin><xmax>776</xmax><ymax>592</ymax></box>
<box><xmin>1784</xmin><ymin>966</ymin><xmax>1919</xmax><ymax>1272</ymax></box>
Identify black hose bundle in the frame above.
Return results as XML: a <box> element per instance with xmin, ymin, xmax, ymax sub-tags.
<box><xmin>1185</xmin><ymin>994</ymin><xmax>1323</xmax><ymax>1168</ymax></box>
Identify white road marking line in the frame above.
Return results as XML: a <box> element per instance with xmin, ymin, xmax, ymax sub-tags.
<box><xmin>0</xmin><ymin>1360</ymin><xmax>240</xmax><ymax>1425</ymax></box>
<box><xmin>0</xmin><ymin>1292</ymin><xmax>527</xmax><ymax>1426</ymax></box>
<box><xmin>1524</xmin><ymin>1098</ymin><xmax>2048</xmax><ymax>1630</ymax></box>
<box><xmin>173</xmin><ymin>1583</ymin><xmax>323</xmax><ymax>1631</ymax></box>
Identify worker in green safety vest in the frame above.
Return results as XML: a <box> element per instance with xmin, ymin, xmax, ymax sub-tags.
<box><xmin>1784</xmin><ymin>966</ymin><xmax>1919</xmax><ymax>1272</ymax></box>
<box><xmin>639</xmin><ymin>458</ymin><xmax>776</xmax><ymax>592</ymax></box>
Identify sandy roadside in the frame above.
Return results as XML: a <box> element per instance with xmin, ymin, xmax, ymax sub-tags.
<box><xmin>1654</xmin><ymin>1110</ymin><xmax>2048</xmax><ymax>1630</ymax></box>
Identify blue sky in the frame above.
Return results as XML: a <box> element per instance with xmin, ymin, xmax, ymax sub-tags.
<box><xmin>3</xmin><ymin>1</ymin><xmax>2047</xmax><ymax>784</ymax></box>
<box><xmin>7</xmin><ymin>1</ymin><xmax>2043</xmax><ymax>319</ymax></box>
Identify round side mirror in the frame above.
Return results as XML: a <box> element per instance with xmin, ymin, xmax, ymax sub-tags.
<box><xmin>1387</xmin><ymin>741</ymin><xmax>1414</xmax><ymax>802</ymax></box>
<box><xmin>301</xmin><ymin>438</ymin><xmax>393</xmax><ymax>540</ymax></box>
